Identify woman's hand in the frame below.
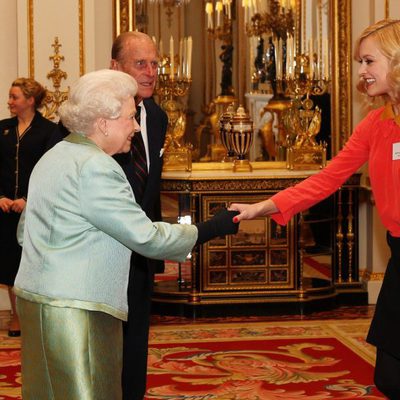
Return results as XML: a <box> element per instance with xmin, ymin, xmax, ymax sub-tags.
<box><xmin>0</xmin><ymin>197</ymin><xmax>13</xmax><ymax>213</ymax></box>
<box><xmin>229</xmin><ymin>199</ymin><xmax>278</xmax><ymax>222</ymax></box>
<box><xmin>10</xmin><ymin>198</ymin><xmax>26</xmax><ymax>213</ymax></box>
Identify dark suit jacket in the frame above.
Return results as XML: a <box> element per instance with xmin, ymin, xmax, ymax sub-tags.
<box><xmin>114</xmin><ymin>97</ymin><xmax>168</xmax><ymax>273</ymax></box>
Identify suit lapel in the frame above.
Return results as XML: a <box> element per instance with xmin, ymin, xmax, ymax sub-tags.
<box><xmin>141</xmin><ymin>99</ymin><xmax>164</xmax><ymax>210</ymax></box>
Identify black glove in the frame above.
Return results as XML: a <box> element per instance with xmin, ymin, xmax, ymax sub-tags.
<box><xmin>195</xmin><ymin>209</ymin><xmax>240</xmax><ymax>245</ymax></box>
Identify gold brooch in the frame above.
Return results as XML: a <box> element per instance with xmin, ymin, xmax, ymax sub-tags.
<box><xmin>3</xmin><ymin>129</ymin><xmax>9</xmax><ymax>136</ymax></box>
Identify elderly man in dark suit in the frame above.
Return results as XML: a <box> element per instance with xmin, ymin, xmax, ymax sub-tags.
<box><xmin>110</xmin><ymin>31</ymin><xmax>168</xmax><ymax>399</ymax></box>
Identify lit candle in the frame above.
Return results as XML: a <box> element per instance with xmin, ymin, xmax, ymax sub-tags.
<box><xmin>128</xmin><ymin>0</ymin><xmax>133</xmax><ymax>31</ymax></box>
<box><xmin>279</xmin><ymin>38</ymin><xmax>283</xmax><ymax>80</ymax></box>
<box><xmin>182</xmin><ymin>37</ymin><xmax>187</xmax><ymax>78</ymax></box>
<box><xmin>159</xmin><ymin>39</ymin><xmax>163</xmax><ymax>59</ymax></box>
<box><xmin>116</xmin><ymin>0</ymin><xmax>120</xmax><ymax>36</ymax></box>
<box><xmin>317</xmin><ymin>35</ymin><xmax>321</xmax><ymax>80</ymax></box>
<box><xmin>252</xmin><ymin>0</ymin><xmax>258</xmax><ymax>14</ymax></box>
<box><xmin>309</xmin><ymin>38</ymin><xmax>314</xmax><ymax>79</ymax></box>
<box><xmin>249</xmin><ymin>37</ymin><xmax>255</xmax><ymax>79</ymax></box>
<box><xmin>206</xmin><ymin>2</ymin><xmax>214</xmax><ymax>30</ymax></box>
<box><xmin>187</xmin><ymin>36</ymin><xmax>193</xmax><ymax>79</ymax></box>
<box><xmin>286</xmin><ymin>36</ymin><xmax>292</xmax><ymax>78</ymax></box>
<box><xmin>216</xmin><ymin>1</ymin><xmax>223</xmax><ymax>27</ymax></box>
<box><xmin>178</xmin><ymin>38</ymin><xmax>183</xmax><ymax>78</ymax></box>
<box><xmin>243</xmin><ymin>0</ymin><xmax>249</xmax><ymax>24</ymax></box>
<box><xmin>324</xmin><ymin>37</ymin><xmax>329</xmax><ymax>79</ymax></box>
<box><xmin>170</xmin><ymin>36</ymin><xmax>174</xmax><ymax>80</ymax></box>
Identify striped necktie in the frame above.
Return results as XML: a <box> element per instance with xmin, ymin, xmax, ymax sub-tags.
<box><xmin>131</xmin><ymin>105</ymin><xmax>148</xmax><ymax>205</ymax></box>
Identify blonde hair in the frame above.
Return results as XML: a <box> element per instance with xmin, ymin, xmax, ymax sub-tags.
<box><xmin>354</xmin><ymin>19</ymin><xmax>400</xmax><ymax>103</ymax></box>
<box><xmin>11</xmin><ymin>77</ymin><xmax>47</xmax><ymax>109</ymax></box>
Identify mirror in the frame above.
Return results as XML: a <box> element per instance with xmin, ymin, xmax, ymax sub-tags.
<box><xmin>115</xmin><ymin>0</ymin><xmax>352</xmax><ymax>159</ymax></box>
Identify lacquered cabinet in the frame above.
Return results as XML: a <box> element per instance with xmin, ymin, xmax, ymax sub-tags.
<box><xmin>154</xmin><ymin>164</ymin><xmax>365</xmax><ymax>315</ymax></box>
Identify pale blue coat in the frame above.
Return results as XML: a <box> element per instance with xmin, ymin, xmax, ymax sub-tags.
<box><xmin>14</xmin><ymin>133</ymin><xmax>197</xmax><ymax>321</ymax></box>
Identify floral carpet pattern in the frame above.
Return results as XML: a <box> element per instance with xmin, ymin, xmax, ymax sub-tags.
<box><xmin>0</xmin><ymin>334</ymin><xmax>21</xmax><ymax>400</ymax></box>
<box><xmin>146</xmin><ymin>319</ymin><xmax>384</xmax><ymax>399</ymax></box>
<box><xmin>0</xmin><ymin>315</ymin><xmax>384</xmax><ymax>399</ymax></box>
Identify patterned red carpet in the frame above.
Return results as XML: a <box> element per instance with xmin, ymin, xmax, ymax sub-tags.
<box><xmin>146</xmin><ymin>318</ymin><xmax>384</xmax><ymax>399</ymax></box>
<box><xmin>0</xmin><ymin>307</ymin><xmax>383</xmax><ymax>399</ymax></box>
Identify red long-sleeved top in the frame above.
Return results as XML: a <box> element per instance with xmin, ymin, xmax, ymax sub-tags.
<box><xmin>271</xmin><ymin>103</ymin><xmax>400</xmax><ymax>237</ymax></box>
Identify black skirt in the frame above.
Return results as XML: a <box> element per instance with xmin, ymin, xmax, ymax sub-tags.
<box><xmin>0</xmin><ymin>211</ymin><xmax>22</xmax><ymax>286</ymax></box>
<box><xmin>367</xmin><ymin>232</ymin><xmax>400</xmax><ymax>358</ymax></box>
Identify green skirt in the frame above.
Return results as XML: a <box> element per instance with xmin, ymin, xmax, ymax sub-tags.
<box><xmin>17</xmin><ymin>297</ymin><xmax>122</xmax><ymax>400</ymax></box>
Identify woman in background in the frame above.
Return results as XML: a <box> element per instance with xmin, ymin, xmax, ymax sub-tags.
<box><xmin>0</xmin><ymin>78</ymin><xmax>60</xmax><ymax>336</ymax></box>
<box><xmin>14</xmin><ymin>69</ymin><xmax>238</xmax><ymax>400</ymax></box>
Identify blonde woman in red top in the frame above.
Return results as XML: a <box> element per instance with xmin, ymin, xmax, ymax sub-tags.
<box><xmin>230</xmin><ymin>19</ymin><xmax>400</xmax><ymax>398</ymax></box>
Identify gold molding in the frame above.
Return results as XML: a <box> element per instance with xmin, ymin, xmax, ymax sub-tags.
<box><xmin>79</xmin><ymin>0</ymin><xmax>85</xmax><ymax>75</ymax></box>
<box><xmin>331</xmin><ymin>0</ymin><xmax>352</xmax><ymax>155</ymax></box>
<box><xmin>115</xmin><ymin>0</ymin><xmax>133</xmax><ymax>36</ymax></box>
<box><xmin>360</xmin><ymin>269</ymin><xmax>385</xmax><ymax>281</ymax></box>
<box><xmin>28</xmin><ymin>0</ymin><xmax>34</xmax><ymax>77</ymax></box>
<box><xmin>28</xmin><ymin>0</ymin><xmax>85</xmax><ymax>78</ymax></box>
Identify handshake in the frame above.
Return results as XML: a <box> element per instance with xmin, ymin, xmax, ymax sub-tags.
<box><xmin>196</xmin><ymin>208</ymin><xmax>240</xmax><ymax>245</ymax></box>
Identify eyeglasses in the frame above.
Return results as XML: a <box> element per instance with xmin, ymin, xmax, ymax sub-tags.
<box><xmin>133</xmin><ymin>60</ymin><xmax>159</xmax><ymax>70</ymax></box>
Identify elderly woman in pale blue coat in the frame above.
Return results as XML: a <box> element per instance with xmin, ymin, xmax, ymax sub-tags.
<box><xmin>14</xmin><ymin>69</ymin><xmax>239</xmax><ymax>400</ymax></box>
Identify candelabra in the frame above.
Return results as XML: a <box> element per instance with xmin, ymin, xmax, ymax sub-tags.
<box><xmin>156</xmin><ymin>37</ymin><xmax>193</xmax><ymax>171</ymax></box>
<box><xmin>281</xmin><ymin>51</ymin><xmax>330</xmax><ymax>170</ymax></box>
<box><xmin>245</xmin><ymin>0</ymin><xmax>295</xmax><ymax>98</ymax></box>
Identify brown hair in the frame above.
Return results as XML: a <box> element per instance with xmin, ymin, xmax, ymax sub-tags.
<box><xmin>11</xmin><ymin>77</ymin><xmax>47</xmax><ymax>109</ymax></box>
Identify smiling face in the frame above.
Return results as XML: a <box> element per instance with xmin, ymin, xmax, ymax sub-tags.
<box><xmin>112</xmin><ymin>36</ymin><xmax>159</xmax><ymax>103</ymax></box>
<box><xmin>358</xmin><ymin>35</ymin><xmax>391</xmax><ymax>98</ymax></box>
<box><xmin>8</xmin><ymin>86</ymin><xmax>35</xmax><ymax>117</ymax></box>
<box><xmin>105</xmin><ymin>96</ymin><xmax>139</xmax><ymax>155</ymax></box>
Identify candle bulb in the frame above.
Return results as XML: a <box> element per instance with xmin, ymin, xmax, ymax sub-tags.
<box><xmin>187</xmin><ymin>36</ymin><xmax>193</xmax><ymax>80</ymax></box>
<box><xmin>216</xmin><ymin>1</ymin><xmax>223</xmax><ymax>27</ymax></box>
<box><xmin>116</xmin><ymin>0</ymin><xmax>120</xmax><ymax>36</ymax></box>
<box><xmin>159</xmin><ymin>39</ymin><xmax>163</xmax><ymax>59</ymax></box>
<box><xmin>243</xmin><ymin>0</ymin><xmax>249</xmax><ymax>24</ymax></box>
<box><xmin>309</xmin><ymin>38</ymin><xmax>314</xmax><ymax>79</ymax></box>
<box><xmin>182</xmin><ymin>37</ymin><xmax>187</xmax><ymax>78</ymax></box>
<box><xmin>178</xmin><ymin>38</ymin><xmax>183</xmax><ymax>78</ymax></box>
<box><xmin>170</xmin><ymin>35</ymin><xmax>174</xmax><ymax>80</ymax></box>
<box><xmin>206</xmin><ymin>2</ymin><xmax>213</xmax><ymax>30</ymax></box>
<box><xmin>324</xmin><ymin>37</ymin><xmax>329</xmax><ymax>79</ymax></box>
<box><xmin>252</xmin><ymin>0</ymin><xmax>258</xmax><ymax>14</ymax></box>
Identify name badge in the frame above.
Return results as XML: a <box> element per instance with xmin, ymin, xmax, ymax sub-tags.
<box><xmin>393</xmin><ymin>142</ymin><xmax>400</xmax><ymax>160</ymax></box>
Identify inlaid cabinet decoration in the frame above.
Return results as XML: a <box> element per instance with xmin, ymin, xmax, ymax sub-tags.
<box><xmin>202</xmin><ymin>195</ymin><xmax>295</xmax><ymax>291</ymax></box>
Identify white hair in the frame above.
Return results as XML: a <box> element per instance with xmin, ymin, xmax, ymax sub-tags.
<box><xmin>58</xmin><ymin>69</ymin><xmax>138</xmax><ymax>135</ymax></box>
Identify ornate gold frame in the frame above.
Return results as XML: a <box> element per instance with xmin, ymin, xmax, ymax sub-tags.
<box><xmin>116</xmin><ymin>0</ymin><xmax>352</xmax><ymax>156</ymax></box>
<box><xmin>28</xmin><ymin>0</ymin><xmax>85</xmax><ymax>77</ymax></box>
<box><xmin>331</xmin><ymin>0</ymin><xmax>352</xmax><ymax>154</ymax></box>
